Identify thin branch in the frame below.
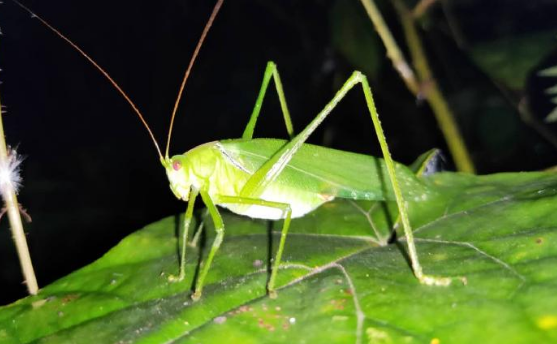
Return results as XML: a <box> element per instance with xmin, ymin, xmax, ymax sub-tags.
<box><xmin>412</xmin><ymin>0</ymin><xmax>440</xmax><ymax>18</ymax></box>
<box><xmin>358</xmin><ymin>0</ymin><xmax>420</xmax><ymax>95</ymax></box>
<box><xmin>0</xmin><ymin>79</ymin><xmax>38</xmax><ymax>295</ymax></box>
<box><xmin>393</xmin><ymin>0</ymin><xmax>475</xmax><ymax>173</ymax></box>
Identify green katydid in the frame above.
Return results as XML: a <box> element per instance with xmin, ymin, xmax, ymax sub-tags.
<box><xmin>15</xmin><ymin>0</ymin><xmax>452</xmax><ymax>301</ymax></box>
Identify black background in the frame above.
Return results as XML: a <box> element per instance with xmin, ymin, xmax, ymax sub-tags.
<box><xmin>1</xmin><ymin>0</ymin><xmax>556</xmax><ymax>304</ymax></box>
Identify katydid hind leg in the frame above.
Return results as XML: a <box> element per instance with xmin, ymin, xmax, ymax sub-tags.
<box><xmin>242</xmin><ymin>61</ymin><xmax>295</xmax><ymax>140</ymax></box>
<box><xmin>359</xmin><ymin>75</ymin><xmax>451</xmax><ymax>286</ymax></box>
<box><xmin>240</xmin><ymin>68</ymin><xmax>451</xmax><ymax>286</ymax></box>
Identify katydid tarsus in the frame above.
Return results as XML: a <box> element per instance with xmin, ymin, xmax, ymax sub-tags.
<box><xmin>15</xmin><ymin>0</ymin><xmax>452</xmax><ymax>301</ymax></box>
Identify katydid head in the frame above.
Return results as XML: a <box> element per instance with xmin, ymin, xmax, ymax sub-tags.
<box><xmin>162</xmin><ymin>155</ymin><xmax>193</xmax><ymax>201</ymax></box>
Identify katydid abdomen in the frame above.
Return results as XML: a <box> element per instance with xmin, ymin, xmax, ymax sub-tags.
<box><xmin>166</xmin><ymin>138</ymin><xmax>431</xmax><ymax>220</ymax></box>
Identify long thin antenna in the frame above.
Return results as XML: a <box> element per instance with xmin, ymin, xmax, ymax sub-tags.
<box><xmin>165</xmin><ymin>0</ymin><xmax>224</xmax><ymax>159</ymax></box>
<box><xmin>12</xmin><ymin>0</ymin><xmax>164</xmax><ymax>160</ymax></box>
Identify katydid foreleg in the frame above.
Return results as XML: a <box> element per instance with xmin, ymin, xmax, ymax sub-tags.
<box><xmin>169</xmin><ymin>188</ymin><xmax>199</xmax><ymax>282</ymax></box>
<box><xmin>174</xmin><ymin>182</ymin><xmax>292</xmax><ymax>301</ymax></box>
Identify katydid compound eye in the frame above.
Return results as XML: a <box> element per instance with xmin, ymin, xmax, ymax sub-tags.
<box><xmin>172</xmin><ymin>161</ymin><xmax>182</xmax><ymax>171</ymax></box>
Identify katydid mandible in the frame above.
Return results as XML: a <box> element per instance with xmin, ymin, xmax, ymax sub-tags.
<box><xmin>15</xmin><ymin>0</ymin><xmax>452</xmax><ymax>301</ymax></box>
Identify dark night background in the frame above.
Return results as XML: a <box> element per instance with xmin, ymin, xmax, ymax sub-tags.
<box><xmin>0</xmin><ymin>0</ymin><xmax>556</xmax><ymax>304</ymax></box>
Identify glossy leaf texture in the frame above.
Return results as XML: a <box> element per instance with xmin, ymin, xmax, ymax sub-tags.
<box><xmin>1</xmin><ymin>171</ymin><xmax>557</xmax><ymax>344</ymax></box>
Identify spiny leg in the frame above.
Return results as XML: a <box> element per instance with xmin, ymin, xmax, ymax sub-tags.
<box><xmin>386</xmin><ymin>149</ymin><xmax>442</xmax><ymax>243</ymax></box>
<box><xmin>240</xmin><ymin>67</ymin><xmax>451</xmax><ymax>286</ymax></box>
<box><xmin>218</xmin><ymin>195</ymin><xmax>292</xmax><ymax>299</ymax></box>
<box><xmin>359</xmin><ymin>75</ymin><xmax>451</xmax><ymax>286</ymax></box>
<box><xmin>242</xmin><ymin>61</ymin><xmax>294</xmax><ymax>140</ymax></box>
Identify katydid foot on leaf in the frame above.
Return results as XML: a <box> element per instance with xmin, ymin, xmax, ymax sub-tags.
<box><xmin>14</xmin><ymin>0</ymin><xmax>454</xmax><ymax>301</ymax></box>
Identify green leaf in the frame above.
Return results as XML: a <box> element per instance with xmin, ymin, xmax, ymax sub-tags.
<box><xmin>470</xmin><ymin>32</ymin><xmax>557</xmax><ymax>90</ymax></box>
<box><xmin>1</xmin><ymin>171</ymin><xmax>557</xmax><ymax>343</ymax></box>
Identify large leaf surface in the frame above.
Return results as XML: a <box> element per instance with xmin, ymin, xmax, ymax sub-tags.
<box><xmin>1</xmin><ymin>171</ymin><xmax>557</xmax><ymax>343</ymax></box>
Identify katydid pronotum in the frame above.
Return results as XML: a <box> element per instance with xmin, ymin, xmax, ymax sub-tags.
<box><xmin>15</xmin><ymin>0</ymin><xmax>452</xmax><ymax>300</ymax></box>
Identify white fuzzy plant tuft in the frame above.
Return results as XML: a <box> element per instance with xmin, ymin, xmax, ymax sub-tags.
<box><xmin>0</xmin><ymin>147</ymin><xmax>22</xmax><ymax>197</ymax></box>
<box><xmin>0</xmin><ymin>87</ymin><xmax>38</xmax><ymax>296</ymax></box>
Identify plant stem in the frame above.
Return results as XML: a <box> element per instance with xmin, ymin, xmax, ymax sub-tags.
<box><xmin>358</xmin><ymin>0</ymin><xmax>476</xmax><ymax>173</ymax></box>
<box><xmin>0</xmin><ymin>86</ymin><xmax>38</xmax><ymax>295</ymax></box>
<box><xmin>412</xmin><ymin>0</ymin><xmax>440</xmax><ymax>18</ymax></box>
<box><xmin>358</xmin><ymin>0</ymin><xmax>420</xmax><ymax>95</ymax></box>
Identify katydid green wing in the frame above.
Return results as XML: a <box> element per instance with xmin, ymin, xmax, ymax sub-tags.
<box><xmin>220</xmin><ymin>138</ymin><xmax>431</xmax><ymax>202</ymax></box>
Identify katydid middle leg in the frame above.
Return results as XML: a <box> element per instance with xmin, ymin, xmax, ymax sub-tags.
<box><xmin>192</xmin><ymin>192</ymin><xmax>292</xmax><ymax>300</ymax></box>
<box><xmin>240</xmin><ymin>63</ymin><xmax>452</xmax><ymax>287</ymax></box>
<box><xmin>190</xmin><ymin>188</ymin><xmax>223</xmax><ymax>301</ymax></box>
